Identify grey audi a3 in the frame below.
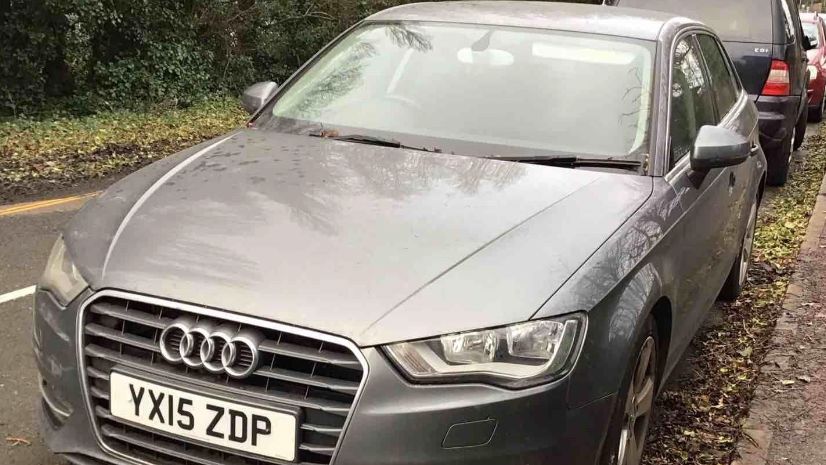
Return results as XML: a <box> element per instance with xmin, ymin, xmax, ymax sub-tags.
<box><xmin>34</xmin><ymin>3</ymin><xmax>767</xmax><ymax>465</ymax></box>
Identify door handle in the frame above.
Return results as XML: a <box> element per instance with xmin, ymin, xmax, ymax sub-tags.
<box><xmin>729</xmin><ymin>172</ymin><xmax>737</xmax><ymax>188</ymax></box>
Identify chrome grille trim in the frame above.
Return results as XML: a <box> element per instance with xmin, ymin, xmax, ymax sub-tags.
<box><xmin>77</xmin><ymin>290</ymin><xmax>369</xmax><ymax>465</ymax></box>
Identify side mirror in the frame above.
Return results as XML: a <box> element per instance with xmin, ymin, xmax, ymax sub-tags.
<box><xmin>241</xmin><ymin>81</ymin><xmax>278</xmax><ymax>115</ymax></box>
<box><xmin>690</xmin><ymin>125</ymin><xmax>751</xmax><ymax>171</ymax></box>
<box><xmin>803</xmin><ymin>34</ymin><xmax>815</xmax><ymax>51</ymax></box>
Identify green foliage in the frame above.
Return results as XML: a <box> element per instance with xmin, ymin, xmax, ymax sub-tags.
<box><xmin>92</xmin><ymin>40</ymin><xmax>214</xmax><ymax>109</ymax></box>
<box><xmin>0</xmin><ymin>0</ymin><xmax>72</xmax><ymax>115</ymax></box>
<box><xmin>1</xmin><ymin>0</ymin><xmax>600</xmax><ymax>117</ymax></box>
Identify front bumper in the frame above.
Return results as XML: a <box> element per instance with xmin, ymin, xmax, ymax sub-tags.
<box><xmin>35</xmin><ymin>290</ymin><xmax>616</xmax><ymax>465</ymax></box>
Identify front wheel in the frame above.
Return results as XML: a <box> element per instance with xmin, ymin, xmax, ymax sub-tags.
<box><xmin>719</xmin><ymin>197</ymin><xmax>758</xmax><ymax>301</ymax></box>
<box><xmin>600</xmin><ymin>317</ymin><xmax>659</xmax><ymax>465</ymax></box>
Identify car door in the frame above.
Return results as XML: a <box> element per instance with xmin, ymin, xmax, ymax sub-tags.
<box><xmin>666</xmin><ymin>34</ymin><xmax>741</xmax><ymax>355</ymax></box>
<box><xmin>697</xmin><ymin>33</ymin><xmax>757</xmax><ymax>235</ymax></box>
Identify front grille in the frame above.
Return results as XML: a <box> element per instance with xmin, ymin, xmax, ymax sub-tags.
<box><xmin>79</xmin><ymin>293</ymin><xmax>367</xmax><ymax>465</ymax></box>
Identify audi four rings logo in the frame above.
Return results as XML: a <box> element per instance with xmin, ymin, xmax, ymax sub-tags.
<box><xmin>159</xmin><ymin>317</ymin><xmax>264</xmax><ymax>379</ymax></box>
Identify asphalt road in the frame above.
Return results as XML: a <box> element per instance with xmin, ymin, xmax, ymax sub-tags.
<box><xmin>0</xmin><ymin>175</ymin><xmax>117</xmax><ymax>464</ymax></box>
<box><xmin>1</xmin><ymin>210</ymin><xmax>74</xmax><ymax>464</ymax></box>
<box><xmin>0</xmin><ymin>124</ymin><xmax>818</xmax><ymax>464</ymax></box>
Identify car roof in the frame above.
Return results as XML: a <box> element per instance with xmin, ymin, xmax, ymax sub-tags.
<box><xmin>365</xmin><ymin>1</ymin><xmax>691</xmax><ymax>41</ymax></box>
<box><xmin>801</xmin><ymin>12</ymin><xmax>821</xmax><ymax>23</ymax></box>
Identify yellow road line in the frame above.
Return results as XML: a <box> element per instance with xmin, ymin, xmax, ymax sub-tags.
<box><xmin>0</xmin><ymin>192</ymin><xmax>99</xmax><ymax>217</ymax></box>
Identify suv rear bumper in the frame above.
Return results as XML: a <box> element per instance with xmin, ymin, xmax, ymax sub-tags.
<box><xmin>756</xmin><ymin>94</ymin><xmax>802</xmax><ymax>150</ymax></box>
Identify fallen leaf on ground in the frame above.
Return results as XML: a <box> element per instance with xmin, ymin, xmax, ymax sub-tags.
<box><xmin>797</xmin><ymin>375</ymin><xmax>812</xmax><ymax>383</ymax></box>
<box><xmin>5</xmin><ymin>436</ymin><xmax>31</xmax><ymax>446</ymax></box>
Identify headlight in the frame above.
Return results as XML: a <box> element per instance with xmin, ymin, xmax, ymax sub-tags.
<box><xmin>39</xmin><ymin>237</ymin><xmax>88</xmax><ymax>306</ymax></box>
<box><xmin>809</xmin><ymin>65</ymin><xmax>818</xmax><ymax>81</ymax></box>
<box><xmin>384</xmin><ymin>313</ymin><xmax>586</xmax><ymax>389</ymax></box>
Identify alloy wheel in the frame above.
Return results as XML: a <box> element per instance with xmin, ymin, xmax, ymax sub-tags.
<box><xmin>738</xmin><ymin>202</ymin><xmax>758</xmax><ymax>287</ymax></box>
<box><xmin>617</xmin><ymin>337</ymin><xmax>657</xmax><ymax>465</ymax></box>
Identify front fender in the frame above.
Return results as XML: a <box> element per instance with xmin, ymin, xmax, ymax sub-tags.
<box><xmin>565</xmin><ymin>263</ymin><xmax>667</xmax><ymax>409</ymax></box>
<box><xmin>533</xmin><ymin>181</ymin><xmax>684</xmax><ymax>408</ymax></box>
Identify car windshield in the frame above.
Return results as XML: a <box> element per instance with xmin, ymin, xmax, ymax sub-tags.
<box><xmin>803</xmin><ymin>21</ymin><xmax>820</xmax><ymax>47</ymax></box>
<box><xmin>257</xmin><ymin>22</ymin><xmax>655</xmax><ymax>161</ymax></box>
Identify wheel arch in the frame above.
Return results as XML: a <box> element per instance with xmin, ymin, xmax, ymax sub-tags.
<box><xmin>758</xmin><ymin>172</ymin><xmax>767</xmax><ymax>206</ymax></box>
<box><xmin>566</xmin><ymin>261</ymin><xmax>674</xmax><ymax>408</ymax></box>
<box><xmin>649</xmin><ymin>296</ymin><xmax>673</xmax><ymax>389</ymax></box>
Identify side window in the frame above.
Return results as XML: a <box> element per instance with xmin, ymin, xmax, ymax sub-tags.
<box><xmin>698</xmin><ymin>35</ymin><xmax>740</xmax><ymax>117</ymax></box>
<box><xmin>670</xmin><ymin>36</ymin><xmax>717</xmax><ymax>167</ymax></box>
<box><xmin>803</xmin><ymin>20</ymin><xmax>820</xmax><ymax>48</ymax></box>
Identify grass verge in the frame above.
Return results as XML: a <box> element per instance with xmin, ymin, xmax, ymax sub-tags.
<box><xmin>643</xmin><ymin>130</ymin><xmax>826</xmax><ymax>465</ymax></box>
<box><xmin>0</xmin><ymin>98</ymin><xmax>246</xmax><ymax>202</ymax></box>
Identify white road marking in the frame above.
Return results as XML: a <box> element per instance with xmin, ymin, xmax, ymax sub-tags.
<box><xmin>0</xmin><ymin>285</ymin><xmax>36</xmax><ymax>305</ymax></box>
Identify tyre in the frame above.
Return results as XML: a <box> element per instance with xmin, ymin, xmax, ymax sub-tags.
<box><xmin>719</xmin><ymin>196</ymin><xmax>759</xmax><ymax>301</ymax></box>
<box><xmin>809</xmin><ymin>96</ymin><xmax>825</xmax><ymax>123</ymax></box>
<box><xmin>766</xmin><ymin>126</ymin><xmax>793</xmax><ymax>186</ymax></box>
<box><xmin>600</xmin><ymin>317</ymin><xmax>659</xmax><ymax>465</ymax></box>
<box><xmin>793</xmin><ymin>108</ymin><xmax>807</xmax><ymax>150</ymax></box>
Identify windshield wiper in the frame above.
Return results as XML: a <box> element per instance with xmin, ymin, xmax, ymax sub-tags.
<box><xmin>490</xmin><ymin>156</ymin><xmax>643</xmax><ymax>171</ymax></box>
<box><xmin>309</xmin><ymin>132</ymin><xmax>438</xmax><ymax>153</ymax></box>
<box><xmin>325</xmin><ymin>134</ymin><xmax>403</xmax><ymax>148</ymax></box>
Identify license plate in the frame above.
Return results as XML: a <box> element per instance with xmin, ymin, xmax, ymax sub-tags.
<box><xmin>109</xmin><ymin>372</ymin><xmax>298</xmax><ymax>461</ymax></box>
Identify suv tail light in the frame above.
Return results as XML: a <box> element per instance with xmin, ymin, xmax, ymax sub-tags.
<box><xmin>762</xmin><ymin>60</ymin><xmax>791</xmax><ymax>96</ymax></box>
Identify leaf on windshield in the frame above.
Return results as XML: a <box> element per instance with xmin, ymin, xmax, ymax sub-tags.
<box><xmin>317</xmin><ymin>129</ymin><xmax>340</xmax><ymax>138</ymax></box>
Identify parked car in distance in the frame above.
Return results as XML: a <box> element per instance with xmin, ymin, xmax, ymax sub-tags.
<box><xmin>802</xmin><ymin>12</ymin><xmax>826</xmax><ymax>122</ymax></box>
<box><xmin>34</xmin><ymin>3</ymin><xmax>767</xmax><ymax>465</ymax></box>
<box><xmin>608</xmin><ymin>0</ymin><xmax>812</xmax><ymax>185</ymax></box>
